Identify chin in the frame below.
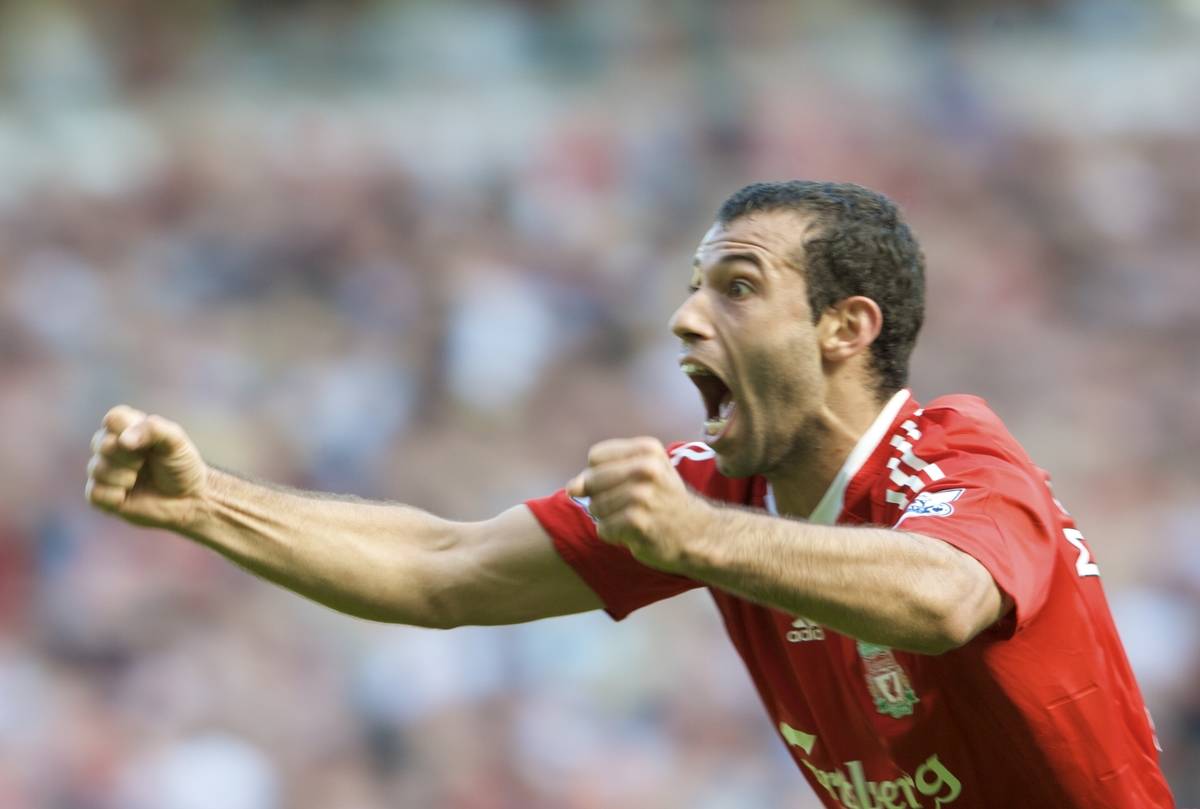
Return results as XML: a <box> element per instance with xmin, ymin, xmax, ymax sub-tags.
<box><xmin>714</xmin><ymin>450</ymin><xmax>759</xmax><ymax>480</ymax></box>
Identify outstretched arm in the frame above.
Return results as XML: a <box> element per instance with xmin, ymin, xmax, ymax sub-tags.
<box><xmin>86</xmin><ymin>406</ymin><xmax>602</xmax><ymax>627</ymax></box>
<box><xmin>568</xmin><ymin>437</ymin><xmax>1007</xmax><ymax>655</ymax></box>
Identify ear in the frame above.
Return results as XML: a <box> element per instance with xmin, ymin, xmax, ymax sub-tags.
<box><xmin>817</xmin><ymin>296</ymin><xmax>883</xmax><ymax>363</ymax></box>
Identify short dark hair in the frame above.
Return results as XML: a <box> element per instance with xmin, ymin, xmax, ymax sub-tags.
<box><xmin>717</xmin><ymin>180</ymin><xmax>925</xmax><ymax>399</ymax></box>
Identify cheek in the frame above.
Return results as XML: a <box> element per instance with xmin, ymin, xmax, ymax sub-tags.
<box><xmin>749</xmin><ymin>330</ymin><xmax>821</xmax><ymax>405</ymax></box>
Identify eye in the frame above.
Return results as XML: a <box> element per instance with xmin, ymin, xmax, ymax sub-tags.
<box><xmin>687</xmin><ymin>283</ymin><xmax>701</xmax><ymax>295</ymax></box>
<box><xmin>728</xmin><ymin>279</ymin><xmax>753</xmax><ymax>299</ymax></box>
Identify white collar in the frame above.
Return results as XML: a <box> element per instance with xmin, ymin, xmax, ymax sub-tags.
<box><xmin>764</xmin><ymin>389</ymin><xmax>911</xmax><ymax>524</ymax></box>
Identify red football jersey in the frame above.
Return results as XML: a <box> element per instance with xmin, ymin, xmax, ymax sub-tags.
<box><xmin>526</xmin><ymin>390</ymin><xmax>1174</xmax><ymax>808</ymax></box>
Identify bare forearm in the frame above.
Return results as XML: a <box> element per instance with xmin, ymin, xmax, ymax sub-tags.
<box><xmin>182</xmin><ymin>468</ymin><xmax>463</xmax><ymax>626</ymax></box>
<box><xmin>677</xmin><ymin>504</ymin><xmax>1000</xmax><ymax>654</ymax></box>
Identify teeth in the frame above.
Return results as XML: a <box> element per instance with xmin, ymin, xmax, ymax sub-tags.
<box><xmin>680</xmin><ymin>362</ymin><xmax>711</xmax><ymax>376</ymax></box>
<box><xmin>704</xmin><ymin>400</ymin><xmax>735</xmax><ymax>438</ymax></box>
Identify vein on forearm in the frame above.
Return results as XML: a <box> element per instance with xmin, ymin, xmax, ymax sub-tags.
<box><xmin>185</xmin><ymin>467</ymin><xmax>458</xmax><ymax>624</ymax></box>
<box><xmin>210</xmin><ymin>465</ymin><xmax>391</xmax><ymax>503</ymax></box>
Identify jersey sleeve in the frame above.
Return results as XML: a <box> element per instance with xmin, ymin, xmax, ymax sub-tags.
<box><xmin>891</xmin><ymin>459</ymin><xmax>1059</xmax><ymax>636</ymax></box>
<box><xmin>525</xmin><ymin>488</ymin><xmax>700</xmax><ymax>621</ymax></box>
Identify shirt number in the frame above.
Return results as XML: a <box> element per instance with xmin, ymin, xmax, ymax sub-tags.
<box><xmin>1046</xmin><ymin>479</ymin><xmax>1100</xmax><ymax>578</ymax></box>
<box><xmin>1062</xmin><ymin>528</ymin><xmax>1100</xmax><ymax>578</ymax></box>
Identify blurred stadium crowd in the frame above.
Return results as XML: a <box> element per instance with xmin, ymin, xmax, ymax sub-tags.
<box><xmin>1</xmin><ymin>0</ymin><xmax>1198</xmax><ymax>806</ymax></box>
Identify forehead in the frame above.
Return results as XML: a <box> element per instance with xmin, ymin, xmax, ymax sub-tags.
<box><xmin>692</xmin><ymin>209</ymin><xmax>816</xmax><ymax>271</ymax></box>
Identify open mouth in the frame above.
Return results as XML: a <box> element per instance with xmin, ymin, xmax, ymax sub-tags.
<box><xmin>680</xmin><ymin>361</ymin><xmax>736</xmax><ymax>441</ymax></box>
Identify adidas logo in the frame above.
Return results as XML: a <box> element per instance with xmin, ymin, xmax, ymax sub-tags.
<box><xmin>787</xmin><ymin>617</ymin><xmax>826</xmax><ymax>643</ymax></box>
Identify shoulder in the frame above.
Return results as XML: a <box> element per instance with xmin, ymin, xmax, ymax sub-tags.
<box><xmin>920</xmin><ymin>394</ymin><xmax>1005</xmax><ymax>435</ymax></box>
<box><xmin>910</xmin><ymin>394</ymin><xmax>1036</xmax><ymax>469</ymax></box>
<box><xmin>665</xmin><ymin>441</ymin><xmax>759</xmax><ymax>503</ymax></box>
<box><xmin>866</xmin><ymin>393</ymin><xmax>1048</xmax><ymax>516</ymax></box>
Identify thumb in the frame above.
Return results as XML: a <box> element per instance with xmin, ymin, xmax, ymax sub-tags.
<box><xmin>565</xmin><ymin>474</ymin><xmax>586</xmax><ymax>498</ymax></box>
<box><xmin>118</xmin><ymin>415</ymin><xmax>185</xmax><ymax>455</ymax></box>
<box><xmin>118</xmin><ymin>423</ymin><xmax>151</xmax><ymax>452</ymax></box>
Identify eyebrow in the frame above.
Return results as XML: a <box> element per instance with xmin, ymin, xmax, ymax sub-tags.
<box><xmin>693</xmin><ymin>251</ymin><xmax>767</xmax><ymax>275</ymax></box>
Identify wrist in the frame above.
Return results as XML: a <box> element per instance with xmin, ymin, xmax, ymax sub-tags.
<box><xmin>672</xmin><ymin>495</ymin><xmax>725</xmax><ymax>576</ymax></box>
<box><xmin>180</xmin><ymin>464</ymin><xmax>221</xmax><ymax>541</ymax></box>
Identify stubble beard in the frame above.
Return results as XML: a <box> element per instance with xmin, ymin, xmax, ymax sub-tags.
<box><xmin>715</xmin><ymin>410</ymin><xmax>829</xmax><ymax>481</ymax></box>
<box><xmin>769</xmin><ymin>411</ymin><xmax>829</xmax><ymax>478</ymax></box>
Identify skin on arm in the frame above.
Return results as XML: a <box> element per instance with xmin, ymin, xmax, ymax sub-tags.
<box><xmin>86</xmin><ymin>405</ymin><xmax>602</xmax><ymax>628</ymax></box>
<box><xmin>568</xmin><ymin>437</ymin><xmax>1007</xmax><ymax>655</ymax></box>
<box><xmin>677</xmin><ymin>506</ymin><xmax>1008</xmax><ymax>654</ymax></box>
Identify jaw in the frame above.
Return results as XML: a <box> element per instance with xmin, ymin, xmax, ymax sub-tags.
<box><xmin>714</xmin><ymin>397</ymin><xmax>825</xmax><ymax>481</ymax></box>
<box><xmin>710</xmin><ymin>408</ymin><xmax>762</xmax><ymax>477</ymax></box>
<box><xmin>714</xmin><ymin>450</ymin><xmax>754</xmax><ymax>479</ymax></box>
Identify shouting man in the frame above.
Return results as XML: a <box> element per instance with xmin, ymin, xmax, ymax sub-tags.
<box><xmin>86</xmin><ymin>181</ymin><xmax>1174</xmax><ymax>808</ymax></box>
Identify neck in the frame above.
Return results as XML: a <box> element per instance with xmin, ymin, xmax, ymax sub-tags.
<box><xmin>766</xmin><ymin>385</ymin><xmax>891</xmax><ymax>518</ymax></box>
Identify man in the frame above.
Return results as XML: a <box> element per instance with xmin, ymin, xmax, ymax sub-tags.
<box><xmin>86</xmin><ymin>181</ymin><xmax>1173</xmax><ymax>807</ymax></box>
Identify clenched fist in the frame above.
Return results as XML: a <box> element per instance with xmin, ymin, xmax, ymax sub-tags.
<box><xmin>566</xmin><ymin>437</ymin><xmax>713</xmax><ymax>573</ymax></box>
<box><xmin>85</xmin><ymin>405</ymin><xmax>208</xmax><ymax>531</ymax></box>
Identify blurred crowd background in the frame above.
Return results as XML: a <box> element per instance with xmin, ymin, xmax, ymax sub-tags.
<box><xmin>2</xmin><ymin>0</ymin><xmax>1198</xmax><ymax>806</ymax></box>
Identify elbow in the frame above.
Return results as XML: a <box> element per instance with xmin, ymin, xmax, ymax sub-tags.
<box><xmin>335</xmin><ymin>583</ymin><xmax>462</xmax><ymax>629</ymax></box>
<box><xmin>906</xmin><ymin>609</ymin><xmax>975</xmax><ymax>657</ymax></box>
<box><xmin>929</xmin><ymin>612</ymin><xmax>977</xmax><ymax>655</ymax></box>
<box><xmin>363</xmin><ymin>588</ymin><xmax>462</xmax><ymax>630</ymax></box>
<box><xmin>925</xmin><ymin>563</ymin><xmax>1003</xmax><ymax>655</ymax></box>
<box><xmin>381</xmin><ymin>568</ymin><xmax>468</xmax><ymax>630</ymax></box>
<box><xmin>904</xmin><ymin>619</ymin><xmax>965</xmax><ymax>657</ymax></box>
<box><xmin>359</xmin><ymin>545</ymin><xmax>468</xmax><ymax>630</ymax></box>
<box><xmin>412</xmin><ymin>582</ymin><xmax>466</xmax><ymax>630</ymax></box>
<box><xmin>413</xmin><ymin>540</ymin><xmax>484</xmax><ymax>630</ymax></box>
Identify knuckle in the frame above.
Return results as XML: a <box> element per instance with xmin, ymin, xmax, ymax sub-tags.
<box><xmin>159</xmin><ymin>420</ymin><xmax>185</xmax><ymax>445</ymax></box>
<box><xmin>86</xmin><ymin>480</ymin><xmax>117</xmax><ymax>508</ymax></box>
<box><xmin>591</xmin><ymin>439</ymin><xmax>630</xmax><ymax>464</ymax></box>
<box><xmin>93</xmin><ymin>455</ymin><xmax>110</xmax><ymax>473</ymax></box>
<box><xmin>101</xmin><ymin>407</ymin><xmax>123</xmax><ymax>429</ymax></box>
<box><xmin>100</xmin><ymin>467</ymin><xmax>137</xmax><ymax>488</ymax></box>
<box><xmin>637</xmin><ymin>436</ymin><xmax>662</xmax><ymax>453</ymax></box>
<box><xmin>105</xmin><ymin>486</ymin><xmax>126</xmax><ymax>508</ymax></box>
<box><xmin>117</xmin><ymin>424</ymin><xmax>139</xmax><ymax>446</ymax></box>
<box><xmin>627</xmin><ymin>509</ymin><xmax>649</xmax><ymax>534</ymax></box>
<box><xmin>104</xmin><ymin>405</ymin><xmax>144</xmax><ymax>431</ymax></box>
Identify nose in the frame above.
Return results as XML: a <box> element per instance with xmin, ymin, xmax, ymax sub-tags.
<box><xmin>669</xmin><ymin>291</ymin><xmax>713</xmax><ymax>344</ymax></box>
